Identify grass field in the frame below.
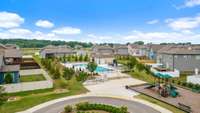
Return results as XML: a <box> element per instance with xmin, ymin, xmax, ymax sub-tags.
<box><xmin>21</xmin><ymin>48</ymin><xmax>40</xmax><ymax>55</ymax></box>
<box><xmin>0</xmin><ymin>56</ymin><xmax>88</xmax><ymax>113</ymax></box>
<box><xmin>20</xmin><ymin>74</ymin><xmax>46</xmax><ymax>82</ymax></box>
<box><xmin>0</xmin><ymin>76</ymin><xmax>87</xmax><ymax>113</ymax></box>
<box><xmin>135</xmin><ymin>94</ymin><xmax>186</xmax><ymax>113</ymax></box>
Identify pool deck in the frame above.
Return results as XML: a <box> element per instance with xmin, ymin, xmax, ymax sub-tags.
<box><xmin>129</xmin><ymin>84</ymin><xmax>200</xmax><ymax>113</ymax></box>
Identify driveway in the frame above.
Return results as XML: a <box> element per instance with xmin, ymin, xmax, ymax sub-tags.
<box><xmin>85</xmin><ymin>77</ymin><xmax>146</xmax><ymax>98</ymax></box>
<box><xmin>33</xmin><ymin>96</ymin><xmax>160</xmax><ymax>113</ymax></box>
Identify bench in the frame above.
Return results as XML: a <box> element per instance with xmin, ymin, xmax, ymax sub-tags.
<box><xmin>178</xmin><ymin>103</ymin><xmax>192</xmax><ymax>113</ymax></box>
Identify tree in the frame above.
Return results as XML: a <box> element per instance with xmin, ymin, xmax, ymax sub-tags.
<box><xmin>63</xmin><ymin>68</ymin><xmax>75</xmax><ymax>80</ymax></box>
<box><xmin>136</xmin><ymin>63</ymin><xmax>145</xmax><ymax>72</ymax></box>
<box><xmin>79</xmin><ymin>54</ymin><xmax>83</xmax><ymax>61</ymax></box>
<box><xmin>67</xmin><ymin>55</ymin><xmax>71</xmax><ymax>62</ymax></box>
<box><xmin>134</xmin><ymin>41</ymin><xmax>144</xmax><ymax>45</ymax></box>
<box><xmin>53</xmin><ymin>67</ymin><xmax>60</xmax><ymax>79</ymax></box>
<box><xmin>87</xmin><ymin>62</ymin><xmax>97</xmax><ymax>75</ymax></box>
<box><xmin>84</xmin><ymin>54</ymin><xmax>89</xmax><ymax>61</ymax></box>
<box><xmin>127</xmin><ymin>57</ymin><xmax>137</xmax><ymax>71</ymax></box>
<box><xmin>4</xmin><ymin>73</ymin><xmax>13</xmax><ymax>84</ymax></box>
<box><xmin>74</xmin><ymin>55</ymin><xmax>78</xmax><ymax>62</ymax></box>
<box><xmin>76</xmin><ymin>72</ymin><xmax>88</xmax><ymax>82</ymax></box>
<box><xmin>0</xmin><ymin>86</ymin><xmax>7</xmax><ymax>105</ymax></box>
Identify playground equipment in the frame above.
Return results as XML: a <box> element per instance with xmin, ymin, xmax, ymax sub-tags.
<box><xmin>147</xmin><ymin>72</ymin><xmax>179</xmax><ymax>98</ymax></box>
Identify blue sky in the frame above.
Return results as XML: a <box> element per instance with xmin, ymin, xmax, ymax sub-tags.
<box><xmin>0</xmin><ymin>0</ymin><xmax>200</xmax><ymax>43</ymax></box>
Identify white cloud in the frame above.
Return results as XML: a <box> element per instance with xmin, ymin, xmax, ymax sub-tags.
<box><xmin>165</xmin><ymin>15</ymin><xmax>200</xmax><ymax>30</ymax></box>
<box><xmin>35</xmin><ymin>20</ymin><xmax>54</xmax><ymax>28</ymax></box>
<box><xmin>86</xmin><ymin>34</ymin><xmax>114</xmax><ymax>43</ymax></box>
<box><xmin>174</xmin><ymin>0</ymin><xmax>200</xmax><ymax>9</ymax></box>
<box><xmin>85</xmin><ymin>30</ymin><xmax>200</xmax><ymax>44</ymax></box>
<box><xmin>184</xmin><ymin>0</ymin><xmax>200</xmax><ymax>7</ymax></box>
<box><xmin>122</xmin><ymin>30</ymin><xmax>200</xmax><ymax>43</ymax></box>
<box><xmin>147</xmin><ymin>19</ymin><xmax>159</xmax><ymax>24</ymax></box>
<box><xmin>8</xmin><ymin>28</ymin><xmax>32</xmax><ymax>35</ymax></box>
<box><xmin>0</xmin><ymin>11</ymin><xmax>24</xmax><ymax>29</ymax></box>
<box><xmin>52</xmin><ymin>27</ymin><xmax>81</xmax><ymax>35</ymax></box>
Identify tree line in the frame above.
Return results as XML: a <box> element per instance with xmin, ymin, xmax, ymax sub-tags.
<box><xmin>0</xmin><ymin>39</ymin><xmax>93</xmax><ymax>48</ymax></box>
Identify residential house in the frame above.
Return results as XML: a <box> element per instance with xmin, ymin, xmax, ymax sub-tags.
<box><xmin>0</xmin><ymin>44</ymin><xmax>22</xmax><ymax>84</ymax></box>
<box><xmin>157</xmin><ymin>45</ymin><xmax>200</xmax><ymax>72</ymax></box>
<box><xmin>113</xmin><ymin>45</ymin><xmax>129</xmax><ymax>56</ymax></box>
<box><xmin>91</xmin><ymin>45</ymin><xmax>115</xmax><ymax>64</ymax></box>
<box><xmin>40</xmin><ymin>45</ymin><xmax>76</xmax><ymax>58</ymax></box>
<box><xmin>146</xmin><ymin>44</ymin><xmax>166</xmax><ymax>60</ymax></box>
<box><xmin>128</xmin><ymin>44</ymin><xmax>147</xmax><ymax>57</ymax></box>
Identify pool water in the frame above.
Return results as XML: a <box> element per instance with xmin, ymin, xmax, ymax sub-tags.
<box><xmin>73</xmin><ymin>64</ymin><xmax>111</xmax><ymax>73</ymax></box>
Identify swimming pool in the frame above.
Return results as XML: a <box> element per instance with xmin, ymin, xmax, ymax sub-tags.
<box><xmin>73</xmin><ymin>63</ymin><xmax>111</xmax><ymax>73</ymax></box>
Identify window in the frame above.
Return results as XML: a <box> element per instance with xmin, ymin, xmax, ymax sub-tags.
<box><xmin>196</xmin><ymin>55</ymin><xmax>200</xmax><ymax>60</ymax></box>
<box><xmin>183</xmin><ymin>55</ymin><xmax>187</xmax><ymax>58</ymax></box>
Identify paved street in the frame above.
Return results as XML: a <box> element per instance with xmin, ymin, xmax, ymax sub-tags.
<box><xmin>33</xmin><ymin>96</ymin><xmax>160</xmax><ymax>113</ymax></box>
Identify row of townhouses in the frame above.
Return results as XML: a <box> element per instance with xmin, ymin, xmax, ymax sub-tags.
<box><xmin>39</xmin><ymin>44</ymin><xmax>200</xmax><ymax>73</ymax></box>
<box><xmin>91</xmin><ymin>45</ymin><xmax>129</xmax><ymax>64</ymax></box>
<box><xmin>128</xmin><ymin>44</ymin><xmax>200</xmax><ymax>73</ymax></box>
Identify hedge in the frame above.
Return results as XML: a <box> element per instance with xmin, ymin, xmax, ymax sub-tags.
<box><xmin>76</xmin><ymin>102</ymin><xmax>128</xmax><ymax>113</ymax></box>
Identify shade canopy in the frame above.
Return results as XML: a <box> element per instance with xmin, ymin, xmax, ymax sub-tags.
<box><xmin>154</xmin><ymin>72</ymin><xmax>172</xmax><ymax>79</ymax></box>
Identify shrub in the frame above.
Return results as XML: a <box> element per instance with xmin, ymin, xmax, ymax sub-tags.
<box><xmin>64</xmin><ymin>105</ymin><xmax>73</xmax><ymax>113</ymax></box>
<box><xmin>76</xmin><ymin>72</ymin><xmax>88</xmax><ymax>82</ymax></box>
<box><xmin>4</xmin><ymin>73</ymin><xmax>13</xmax><ymax>84</ymax></box>
<box><xmin>76</xmin><ymin>102</ymin><xmax>128</xmax><ymax>113</ymax></box>
<box><xmin>181</xmin><ymin>82</ymin><xmax>187</xmax><ymax>86</ymax></box>
<box><xmin>53</xmin><ymin>68</ymin><xmax>60</xmax><ymax>79</ymax></box>
<box><xmin>63</xmin><ymin>68</ymin><xmax>75</xmax><ymax>80</ymax></box>
<box><xmin>194</xmin><ymin>84</ymin><xmax>200</xmax><ymax>90</ymax></box>
<box><xmin>187</xmin><ymin>82</ymin><xmax>193</xmax><ymax>88</ymax></box>
<box><xmin>177</xmin><ymin>81</ymin><xmax>181</xmax><ymax>85</ymax></box>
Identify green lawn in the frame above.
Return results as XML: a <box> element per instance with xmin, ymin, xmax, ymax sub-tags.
<box><xmin>0</xmin><ymin>77</ymin><xmax>87</xmax><ymax>113</ymax></box>
<box><xmin>135</xmin><ymin>94</ymin><xmax>186</xmax><ymax>113</ymax></box>
<box><xmin>0</xmin><ymin>56</ymin><xmax>88</xmax><ymax>113</ymax></box>
<box><xmin>128</xmin><ymin>69</ymin><xmax>155</xmax><ymax>83</ymax></box>
<box><xmin>20</xmin><ymin>74</ymin><xmax>46</xmax><ymax>82</ymax></box>
<box><xmin>21</xmin><ymin>48</ymin><xmax>40</xmax><ymax>55</ymax></box>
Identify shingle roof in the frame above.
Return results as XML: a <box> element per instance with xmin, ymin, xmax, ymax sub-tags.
<box><xmin>0</xmin><ymin>65</ymin><xmax>20</xmax><ymax>72</ymax></box>
<box><xmin>5</xmin><ymin>44</ymin><xmax>19</xmax><ymax>49</ymax></box>
<box><xmin>158</xmin><ymin>45</ymin><xmax>200</xmax><ymax>55</ymax></box>
<box><xmin>147</xmin><ymin>44</ymin><xmax>166</xmax><ymax>52</ymax></box>
<box><xmin>129</xmin><ymin>44</ymin><xmax>147</xmax><ymax>49</ymax></box>
<box><xmin>41</xmin><ymin>45</ymin><xmax>75</xmax><ymax>54</ymax></box>
<box><xmin>4</xmin><ymin>49</ymin><xmax>22</xmax><ymax>58</ymax></box>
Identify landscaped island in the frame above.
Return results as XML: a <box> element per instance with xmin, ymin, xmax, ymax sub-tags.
<box><xmin>62</xmin><ymin>102</ymin><xmax>128</xmax><ymax>113</ymax></box>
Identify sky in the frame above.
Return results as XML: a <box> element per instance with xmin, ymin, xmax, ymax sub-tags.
<box><xmin>0</xmin><ymin>0</ymin><xmax>200</xmax><ymax>43</ymax></box>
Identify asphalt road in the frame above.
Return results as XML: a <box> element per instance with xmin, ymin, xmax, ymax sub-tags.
<box><xmin>33</xmin><ymin>96</ymin><xmax>160</xmax><ymax>113</ymax></box>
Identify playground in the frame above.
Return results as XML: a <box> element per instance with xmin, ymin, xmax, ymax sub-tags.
<box><xmin>128</xmin><ymin>73</ymin><xmax>200</xmax><ymax>113</ymax></box>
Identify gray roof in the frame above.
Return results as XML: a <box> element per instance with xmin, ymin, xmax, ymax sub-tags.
<box><xmin>5</xmin><ymin>44</ymin><xmax>19</xmax><ymax>49</ymax></box>
<box><xmin>92</xmin><ymin>45</ymin><xmax>115</xmax><ymax>58</ymax></box>
<box><xmin>147</xmin><ymin>44</ymin><xmax>166</xmax><ymax>52</ymax></box>
<box><xmin>113</xmin><ymin>45</ymin><xmax>128</xmax><ymax>49</ymax></box>
<box><xmin>129</xmin><ymin>44</ymin><xmax>147</xmax><ymax>49</ymax></box>
<box><xmin>0</xmin><ymin>65</ymin><xmax>20</xmax><ymax>72</ymax></box>
<box><xmin>0</xmin><ymin>44</ymin><xmax>6</xmax><ymax>49</ymax></box>
<box><xmin>4</xmin><ymin>49</ymin><xmax>22</xmax><ymax>58</ymax></box>
<box><xmin>158</xmin><ymin>45</ymin><xmax>200</xmax><ymax>55</ymax></box>
<box><xmin>41</xmin><ymin>45</ymin><xmax>75</xmax><ymax>54</ymax></box>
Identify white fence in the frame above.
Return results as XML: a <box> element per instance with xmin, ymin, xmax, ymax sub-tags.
<box><xmin>187</xmin><ymin>75</ymin><xmax>200</xmax><ymax>84</ymax></box>
<box><xmin>2</xmin><ymin>69</ymin><xmax>53</xmax><ymax>93</ymax></box>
